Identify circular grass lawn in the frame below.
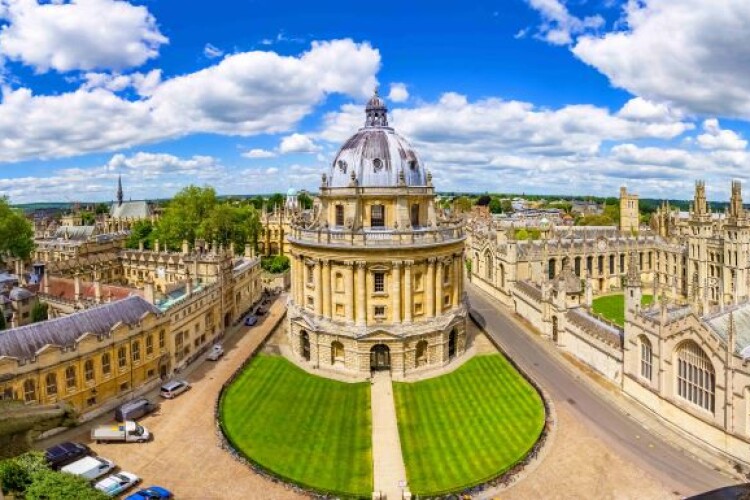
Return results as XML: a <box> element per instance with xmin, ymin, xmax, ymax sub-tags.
<box><xmin>219</xmin><ymin>355</ymin><xmax>373</xmax><ymax>497</ymax></box>
<box><xmin>393</xmin><ymin>354</ymin><xmax>545</xmax><ymax>496</ymax></box>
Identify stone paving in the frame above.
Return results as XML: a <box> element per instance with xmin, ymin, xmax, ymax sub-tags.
<box><xmin>370</xmin><ymin>371</ymin><xmax>409</xmax><ymax>500</ymax></box>
<box><xmin>37</xmin><ymin>295</ymin><xmax>303</xmax><ymax>500</ymax></box>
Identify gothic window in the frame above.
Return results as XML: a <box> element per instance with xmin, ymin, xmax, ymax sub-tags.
<box><xmin>24</xmin><ymin>379</ymin><xmax>36</xmax><ymax>403</ymax></box>
<box><xmin>609</xmin><ymin>255</ymin><xmax>615</xmax><ymax>275</ymax></box>
<box><xmin>46</xmin><ymin>373</ymin><xmax>57</xmax><ymax>397</ymax></box>
<box><xmin>374</xmin><ymin>272</ymin><xmax>385</xmax><ymax>293</ymax></box>
<box><xmin>597</xmin><ymin>255</ymin><xmax>604</xmax><ymax>274</ymax></box>
<box><xmin>639</xmin><ymin>336</ymin><xmax>652</xmax><ymax>381</ymax></box>
<box><xmin>485</xmin><ymin>252</ymin><xmax>493</xmax><ymax>281</ymax></box>
<box><xmin>84</xmin><ymin>360</ymin><xmax>94</xmax><ymax>382</ymax></box>
<box><xmin>586</xmin><ymin>256</ymin><xmax>593</xmax><ymax>274</ymax></box>
<box><xmin>620</xmin><ymin>254</ymin><xmax>625</xmax><ymax>273</ymax></box>
<box><xmin>65</xmin><ymin>366</ymin><xmax>77</xmax><ymax>390</ymax></box>
<box><xmin>676</xmin><ymin>341</ymin><xmax>715</xmax><ymax>413</ymax></box>
<box><xmin>548</xmin><ymin>259</ymin><xmax>556</xmax><ymax>279</ymax></box>
<box><xmin>574</xmin><ymin>257</ymin><xmax>581</xmax><ymax>277</ymax></box>
<box><xmin>335</xmin><ymin>205</ymin><xmax>345</xmax><ymax>227</ymax></box>
<box><xmin>371</xmin><ymin>204</ymin><xmax>385</xmax><ymax>227</ymax></box>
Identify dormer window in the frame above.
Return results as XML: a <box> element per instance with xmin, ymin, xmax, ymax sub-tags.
<box><xmin>337</xmin><ymin>160</ymin><xmax>347</xmax><ymax>173</ymax></box>
<box><xmin>409</xmin><ymin>160</ymin><xmax>417</xmax><ymax>170</ymax></box>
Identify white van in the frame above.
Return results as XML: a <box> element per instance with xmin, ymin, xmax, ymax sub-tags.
<box><xmin>61</xmin><ymin>456</ymin><xmax>115</xmax><ymax>482</ymax></box>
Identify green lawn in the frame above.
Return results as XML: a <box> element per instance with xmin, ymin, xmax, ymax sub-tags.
<box><xmin>393</xmin><ymin>354</ymin><xmax>545</xmax><ymax>496</ymax></box>
<box><xmin>592</xmin><ymin>293</ymin><xmax>653</xmax><ymax>326</ymax></box>
<box><xmin>219</xmin><ymin>355</ymin><xmax>373</xmax><ymax>497</ymax></box>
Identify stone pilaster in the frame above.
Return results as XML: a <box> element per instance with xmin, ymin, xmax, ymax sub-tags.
<box><xmin>404</xmin><ymin>260</ymin><xmax>413</xmax><ymax>322</ymax></box>
<box><xmin>427</xmin><ymin>257</ymin><xmax>436</xmax><ymax>317</ymax></box>
<box><xmin>436</xmin><ymin>259</ymin><xmax>444</xmax><ymax>315</ymax></box>
<box><xmin>345</xmin><ymin>261</ymin><xmax>355</xmax><ymax>322</ymax></box>
<box><xmin>392</xmin><ymin>261</ymin><xmax>402</xmax><ymax>323</ymax></box>
<box><xmin>452</xmin><ymin>254</ymin><xmax>460</xmax><ymax>307</ymax></box>
<box><xmin>315</xmin><ymin>259</ymin><xmax>323</xmax><ymax>315</ymax></box>
<box><xmin>356</xmin><ymin>261</ymin><xmax>366</xmax><ymax>325</ymax></box>
<box><xmin>322</xmin><ymin>259</ymin><xmax>332</xmax><ymax>318</ymax></box>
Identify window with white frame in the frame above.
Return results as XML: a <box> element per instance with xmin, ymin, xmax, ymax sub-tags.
<box><xmin>374</xmin><ymin>272</ymin><xmax>385</xmax><ymax>293</ymax></box>
<box><xmin>677</xmin><ymin>341</ymin><xmax>715</xmax><ymax>413</ymax></box>
<box><xmin>639</xmin><ymin>336</ymin><xmax>652</xmax><ymax>381</ymax></box>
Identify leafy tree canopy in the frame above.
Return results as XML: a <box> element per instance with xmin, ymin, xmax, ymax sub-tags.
<box><xmin>261</xmin><ymin>255</ymin><xmax>290</xmax><ymax>274</ymax></box>
<box><xmin>25</xmin><ymin>469</ymin><xmax>108</xmax><ymax>500</ymax></box>
<box><xmin>298</xmin><ymin>192</ymin><xmax>313</xmax><ymax>210</ymax></box>
<box><xmin>0</xmin><ymin>197</ymin><xmax>34</xmax><ymax>261</ymax></box>
<box><xmin>126</xmin><ymin>220</ymin><xmax>156</xmax><ymax>250</ymax></box>
<box><xmin>31</xmin><ymin>301</ymin><xmax>48</xmax><ymax>323</ymax></box>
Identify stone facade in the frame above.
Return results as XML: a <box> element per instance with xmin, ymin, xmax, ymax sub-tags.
<box><xmin>287</xmin><ymin>93</ymin><xmax>467</xmax><ymax>379</ymax></box>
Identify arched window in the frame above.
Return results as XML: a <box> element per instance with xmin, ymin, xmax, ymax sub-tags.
<box><xmin>548</xmin><ymin>259</ymin><xmax>556</xmax><ymax>279</ymax></box>
<box><xmin>639</xmin><ymin>336</ymin><xmax>652</xmax><ymax>381</ymax></box>
<box><xmin>485</xmin><ymin>252</ymin><xmax>493</xmax><ymax>280</ymax></box>
<box><xmin>331</xmin><ymin>341</ymin><xmax>344</xmax><ymax>365</ymax></box>
<box><xmin>146</xmin><ymin>335</ymin><xmax>154</xmax><ymax>355</ymax></box>
<box><xmin>335</xmin><ymin>273</ymin><xmax>344</xmax><ymax>292</ymax></box>
<box><xmin>118</xmin><ymin>346</ymin><xmax>127</xmax><ymax>368</ymax></box>
<box><xmin>24</xmin><ymin>379</ymin><xmax>36</xmax><ymax>403</ymax></box>
<box><xmin>84</xmin><ymin>360</ymin><xmax>95</xmax><ymax>382</ymax></box>
<box><xmin>46</xmin><ymin>373</ymin><xmax>57</xmax><ymax>397</ymax></box>
<box><xmin>65</xmin><ymin>366</ymin><xmax>77</xmax><ymax>390</ymax></box>
<box><xmin>499</xmin><ymin>264</ymin><xmax>505</xmax><ymax>288</ymax></box>
<box><xmin>132</xmin><ymin>341</ymin><xmax>141</xmax><ymax>362</ymax></box>
<box><xmin>415</xmin><ymin>340</ymin><xmax>428</xmax><ymax>367</ymax></box>
<box><xmin>676</xmin><ymin>341</ymin><xmax>715</xmax><ymax>412</ymax></box>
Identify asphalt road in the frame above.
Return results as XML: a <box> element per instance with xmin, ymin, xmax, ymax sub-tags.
<box><xmin>468</xmin><ymin>285</ymin><xmax>736</xmax><ymax>495</ymax></box>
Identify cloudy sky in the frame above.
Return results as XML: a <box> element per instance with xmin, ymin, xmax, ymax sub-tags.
<box><xmin>0</xmin><ymin>0</ymin><xmax>748</xmax><ymax>203</ymax></box>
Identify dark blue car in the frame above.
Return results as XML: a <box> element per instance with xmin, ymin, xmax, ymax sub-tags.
<box><xmin>124</xmin><ymin>486</ymin><xmax>173</xmax><ymax>499</ymax></box>
<box><xmin>244</xmin><ymin>315</ymin><xmax>258</xmax><ymax>326</ymax></box>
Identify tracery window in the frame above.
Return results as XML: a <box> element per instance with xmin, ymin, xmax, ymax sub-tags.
<box><xmin>639</xmin><ymin>336</ymin><xmax>652</xmax><ymax>381</ymax></box>
<box><xmin>676</xmin><ymin>341</ymin><xmax>715</xmax><ymax>413</ymax></box>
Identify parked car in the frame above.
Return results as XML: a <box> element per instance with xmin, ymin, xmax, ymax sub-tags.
<box><xmin>243</xmin><ymin>315</ymin><xmax>258</xmax><ymax>326</ymax></box>
<box><xmin>159</xmin><ymin>380</ymin><xmax>190</xmax><ymax>399</ymax></box>
<box><xmin>125</xmin><ymin>486</ymin><xmax>174</xmax><ymax>500</ymax></box>
<box><xmin>45</xmin><ymin>442</ymin><xmax>91</xmax><ymax>470</ymax></box>
<box><xmin>94</xmin><ymin>471</ymin><xmax>141</xmax><ymax>497</ymax></box>
<box><xmin>115</xmin><ymin>398</ymin><xmax>159</xmax><ymax>422</ymax></box>
<box><xmin>256</xmin><ymin>307</ymin><xmax>267</xmax><ymax>316</ymax></box>
<box><xmin>207</xmin><ymin>344</ymin><xmax>224</xmax><ymax>361</ymax></box>
<box><xmin>60</xmin><ymin>456</ymin><xmax>115</xmax><ymax>482</ymax></box>
<box><xmin>91</xmin><ymin>421</ymin><xmax>151</xmax><ymax>444</ymax></box>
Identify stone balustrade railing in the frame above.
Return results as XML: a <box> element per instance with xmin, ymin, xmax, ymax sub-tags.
<box><xmin>288</xmin><ymin>224</ymin><xmax>465</xmax><ymax>248</ymax></box>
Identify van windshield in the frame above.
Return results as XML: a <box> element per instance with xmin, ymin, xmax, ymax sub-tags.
<box><xmin>135</xmin><ymin>425</ymin><xmax>145</xmax><ymax>436</ymax></box>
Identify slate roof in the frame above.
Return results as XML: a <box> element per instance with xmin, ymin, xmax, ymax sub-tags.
<box><xmin>0</xmin><ymin>296</ymin><xmax>160</xmax><ymax>361</ymax></box>
<box><xmin>704</xmin><ymin>303</ymin><xmax>750</xmax><ymax>354</ymax></box>
<box><xmin>52</xmin><ymin>226</ymin><xmax>95</xmax><ymax>241</ymax></box>
<box><xmin>110</xmin><ymin>200</ymin><xmax>150</xmax><ymax>219</ymax></box>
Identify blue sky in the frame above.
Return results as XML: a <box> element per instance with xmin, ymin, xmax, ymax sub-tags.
<box><xmin>0</xmin><ymin>0</ymin><xmax>749</xmax><ymax>202</ymax></box>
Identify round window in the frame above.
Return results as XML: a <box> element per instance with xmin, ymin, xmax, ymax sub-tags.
<box><xmin>373</xmin><ymin>158</ymin><xmax>383</xmax><ymax>171</ymax></box>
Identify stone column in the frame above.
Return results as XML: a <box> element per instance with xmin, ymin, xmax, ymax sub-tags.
<box><xmin>322</xmin><ymin>260</ymin><xmax>332</xmax><ymax>318</ymax></box>
<box><xmin>345</xmin><ymin>261</ymin><xmax>355</xmax><ymax>322</ymax></box>
<box><xmin>356</xmin><ymin>261</ymin><xmax>367</xmax><ymax>325</ymax></box>
<box><xmin>392</xmin><ymin>261</ymin><xmax>402</xmax><ymax>323</ymax></box>
<box><xmin>404</xmin><ymin>261</ymin><xmax>413</xmax><ymax>322</ymax></box>
<box><xmin>315</xmin><ymin>259</ymin><xmax>323</xmax><ymax>316</ymax></box>
<box><xmin>426</xmin><ymin>258</ymin><xmax>436</xmax><ymax>317</ymax></box>
<box><xmin>297</xmin><ymin>256</ymin><xmax>305</xmax><ymax>307</ymax></box>
<box><xmin>452</xmin><ymin>255</ymin><xmax>460</xmax><ymax>308</ymax></box>
<box><xmin>436</xmin><ymin>259</ymin><xmax>444</xmax><ymax>315</ymax></box>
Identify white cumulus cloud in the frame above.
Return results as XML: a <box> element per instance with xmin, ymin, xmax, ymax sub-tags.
<box><xmin>279</xmin><ymin>133</ymin><xmax>320</xmax><ymax>154</ymax></box>
<box><xmin>388</xmin><ymin>82</ymin><xmax>409</xmax><ymax>103</ymax></box>
<box><xmin>0</xmin><ymin>0</ymin><xmax>168</xmax><ymax>73</ymax></box>
<box><xmin>696</xmin><ymin>119</ymin><xmax>748</xmax><ymax>151</ymax></box>
<box><xmin>526</xmin><ymin>0</ymin><xmax>604</xmax><ymax>45</ymax></box>
<box><xmin>242</xmin><ymin>148</ymin><xmax>277</xmax><ymax>159</ymax></box>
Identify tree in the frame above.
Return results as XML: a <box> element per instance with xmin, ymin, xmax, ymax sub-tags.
<box><xmin>0</xmin><ymin>451</ymin><xmax>46</xmax><ymax>495</ymax></box>
<box><xmin>475</xmin><ymin>195</ymin><xmax>491</xmax><ymax>206</ymax></box>
<box><xmin>25</xmin><ymin>469</ymin><xmax>108</xmax><ymax>500</ymax></box>
<box><xmin>489</xmin><ymin>198</ymin><xmax>503</xmax><ymax>214</ymax></box>
<box><xmin>453</xmin><ymin>196</ymin><xmax>472</xmax><ymax>213</ymax></box>
<box><xmin>298</xmin><ymin>192</ymin><xmax>313</xmax><ymax>210</ymax></box>
<box><xmin>0</xmin><ymin>197</ymin><xmax>34</xmax><ymax>261</ymax></box>
<box><xmin>126</xmin><ymin>220</ymin><xmax>155</xmax><ymax>250</ymax></box>
<box><xmin>94</xmin><ymin>203</ymin><xmax>110</xmax><ymax>215</ymax></box>
<box><xmin>31</xmin><ymin>301</ymin><xmax>48</xmax><ymax>323</ymax></box>
<box><xmin>261</xmin><ymin>255</ymin><xmax>290</xmax><ymax>274</ymax></box>
<box><xmin>200</xmin><ymin>203</ymin><xmax>262</xmax><ymax>251</ymax></box>
<box><xmin>501</xmin><ymin>200</ymin><xmax>513</xmax><ymax>213</ymax></box>
<box><xmin>267</xmin><ymin>193</ymin><xmax>284</xmax><ymax>212</ymax></box>
<box><xmin>154</xmin><ymin>186</ymin><xmax>218</xmax><ymax>250</ymax></box>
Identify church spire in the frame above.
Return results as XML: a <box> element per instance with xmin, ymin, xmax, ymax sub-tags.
<box><xmin>730</xmin><ymin>179</ymin><xmax>744</xmax><ymax>219</ymax></box>
<box><xmin>117</xmin><ymin>175</ymin><xmax>123</xmax><ymax>207</ymax></box>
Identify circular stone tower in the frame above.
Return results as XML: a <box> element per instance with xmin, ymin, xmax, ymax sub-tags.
<box><xmin>287</xmin><ymin>91</ymin><xmax>467</xmax><ymax>378</ymax></box>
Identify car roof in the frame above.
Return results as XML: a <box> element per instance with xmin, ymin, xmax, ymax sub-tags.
<box><xmin>46</xmin><ymin>442</ymin><xmax>81</xmax><ymax>454</ymax></box>
<box><xmin>161</xmin><ymin>381</ymin><xmax>185</xmax><ymax>390</ymax></box>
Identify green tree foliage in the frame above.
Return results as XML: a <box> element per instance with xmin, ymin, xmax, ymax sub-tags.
<box><xmin>126</xmin><ymin>220</ymin><xmax>155</xmax><ymax>250</ymax></box>
<box><xmin>0</xmin><ymin>451</ymin><xmax>47</xmax><ymax>495</ymax></box>
<box><xmin>267</xmin><ymin>193</ymin><xmax>285</xmax><ymax>212</ymax></box>
<box><xmin>80</xmin><ymin>212</ymin><xmax>95</xmax><ymax>225</ymax></box>
<box><xmin>0</xmin><ymin>197</ymin><xmax>34</xmax><ymax>261</ymax></box>
<box><xmin>31</xmin><ymin>301</ymin><xmax>48</xmax><ymax>323</ymax></box>
<box><xmin>261</xmin><ymin>255</ymin><xmax>290</xmax><ymax>274</ymax></box>
<box><xmin>248</xmin><ymin>195</ymin><xmax>265</xmax><ymax>210</ymax></box>
<box><xmin>25</xmin><ymin>469</ymin><xmax>108</xmax><ymax>500</ymax></box>
<box><xmin>501</xmin><ymin>199</ymin><xmax>513</xmax><ymax>213</ymax></box>
<box><xmin>200</xmin><ymin>203</ymin><xmax>262</xmax><ymax>250</ymax></box>
<box><xmin>298</xmin><ymin>192</ymin><xmax>314</xmax><ymax>210</ymax></box>
<box><xmin>488</xmin><ymin>198</ymin><xmax>502</xmax><ymax>214</ymax></box>
<box><xmin>475</xmin><ymin>195</ymin><xmax>491</xmax><ymax>206</ymax></box>
<box><xmin>576</xmin><ymin>214</ymin><xmax>614</xmax><ymax>226</ymax></box>
<box><xmin>452</xmin><ymin>196</ymin><xmax>473</xmax><ymax>213</ymax></box>
<box><xmin>603</xmin><ymin>202</ymin><xmax>620</xmax><ymax>223</ymax></box>
<box><xmin>94</xmin><ymin>203</ymin><xmax>110</xmax><ymax>215</ymax></box>
<box><xmin>514</xmin><ymin>228</ymin><xmax>541</xmax><ymax>240</ymax></box>
<box><xmin>154</xmin><ymin>186</ymin><xmax>218</xmax><ymax>250</ymax></box>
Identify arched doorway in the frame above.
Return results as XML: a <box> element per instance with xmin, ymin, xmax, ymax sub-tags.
<box><xmin>301</xmin><ymin>331</ymin><xmax>310</xmax><ymax>361</ymax></box>
<box><xmin>370</xmin><ymin>344</ymin><xmax>390</xmax><ymax>372</ymax></box>
<box><xmin>331</xmin><ymin>341</ymin><xmax>344</xmax><ymax>365</ymax></box>
<box><xmin>552</xmin><ymin>316</ymin><xmax>558</xmax><ymax>343</ymax></box>
<box><xmin>448</xmin><ymin>330</ymin><xmax>457</xmax><ymax>359</ymax></box>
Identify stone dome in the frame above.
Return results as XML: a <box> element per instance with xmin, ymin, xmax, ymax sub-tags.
<box><xmin>286</xmin><ymin>187</ymin><xmax>298</xmax><ymax>196</ymax></box>
<box><xmin>327</xmin><ymin>91</ymin><xmax>428</xmax><ymax>189</ymax></box>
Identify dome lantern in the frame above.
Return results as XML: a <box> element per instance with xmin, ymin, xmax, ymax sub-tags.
<box><xmin>365</xmin><ymin>88</ymin><xmax>388</xmax><ymax>127</ymax></box>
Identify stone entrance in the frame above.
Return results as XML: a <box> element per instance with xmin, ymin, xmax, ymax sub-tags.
<box><xmin>370</xmin><ymin>344</ymin><xmax>391</xmax><ymax>372</ymax></box>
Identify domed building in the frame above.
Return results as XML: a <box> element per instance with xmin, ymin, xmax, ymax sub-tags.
<box><xmin>287</xmin><ymin>92</ymin><xmax>467</xmax><ymax>377</ymax></box>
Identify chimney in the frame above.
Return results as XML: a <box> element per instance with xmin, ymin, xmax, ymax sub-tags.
<box><xmin>229</xmin><ymin>242</ymin><xmax>235</xmax><ymax>257</ymax></box>
<box><xmin>186</xmin><ymin>276</ymin><xmax>194</xmax><ymax>297</ymax></box>
<box><xmin>244</xmin><ymin>244</ymin><xmax>252</xmax><ymax>258</ymax></box>
<box><xmin>14</xmin><ymin>259</ymin><xmax>23</xmax><ymax>283</ymax></box>
<box><xmin>74</xmin><ymin>274</ymin><xmax>82</xmax><ymax>302</ymax></box>
<box><xmin>154</xmin><ymin>239</ymin><xmax>160</xmax><ymax>253</ymax></box>
<box><xmin>42</xmin><ymin>273</ymin><xmax>50</xmax><ymax>295</ymax></box>
<box><xmin>138</xmin><ymin>240</ymin><xmax>144</xmax><ymax>252</ymax></box>
<box><xmin>144</xmin><ymin>279</ymin><xmax>155</xmax><ymax>304</ymax></box>
<box><xmin>182</xmin><ymin>240</ymin><xmax>190</xmax><ymax>255</ymax></box>
<box><xmin>94</xmin><ymin>280</ymin><xmax>102</xmax><ymax>304</ymax></box>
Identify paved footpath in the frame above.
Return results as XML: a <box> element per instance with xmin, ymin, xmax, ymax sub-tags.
<box><xmin>371</xmin><ymin>371</ymin><xmax>408</xmax><ymax>500</ymax></box>
<box><xmin>37</xmin><ymin>295</ymin><xmax>303</xmax><ymax>500</ymax></box>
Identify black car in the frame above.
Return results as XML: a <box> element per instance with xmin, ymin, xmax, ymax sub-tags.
<box><xmin>45</xmin><ymin>442</ymin><xmax>91</xmax><ymax>470</ymax></box>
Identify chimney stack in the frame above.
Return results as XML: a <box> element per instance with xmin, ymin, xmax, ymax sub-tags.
<box><xmin>73</xmin><ymin>273</ymin><xmax>82</xmax><ymax>302</ymax></box>
<box><xmin>182</xmin><ymin>240</ymin><xmax>190</xmax><ymax>255</ymax></box>
<box><xmin>144</xmin><ymin>279</ymin><xmax>155</xmax><ymax>304</ymax></box>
